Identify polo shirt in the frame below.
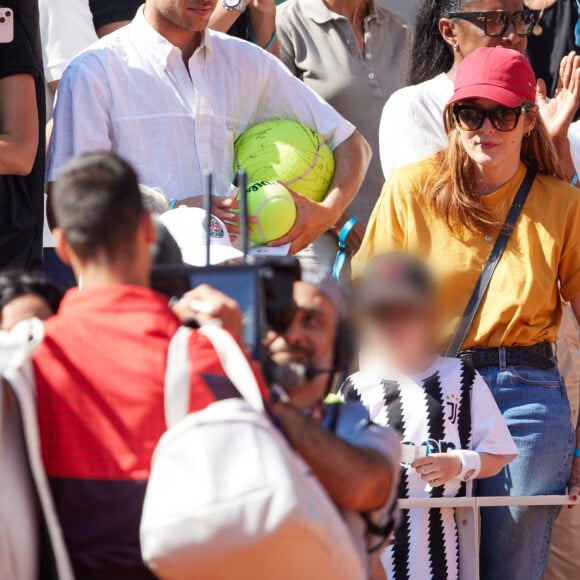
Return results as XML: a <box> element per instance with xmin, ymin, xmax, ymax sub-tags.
<box><xmin>277</xmin><ymin>0</ymin><xmax>411</xmax><ymax>223</ymax></box>
<box><xmin>354</xmin><ymin>159</ymin><xmax>580</xmax><ymax>350</ymax></box>
<box><xmin>47</xmin><ymin>7</ymin><xmax>355</xmax><ymax>200</ymax></box>
<box><xmin>34</xmin><ymin>285</ymin><xmax>268</xmax><ymax>579</ymax></box>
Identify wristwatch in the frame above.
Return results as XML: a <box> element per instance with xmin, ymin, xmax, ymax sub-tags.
<box><xmin>223</xmin><ymin>0</ymin><xmax>247</xmax><ymax>11</ymax></box>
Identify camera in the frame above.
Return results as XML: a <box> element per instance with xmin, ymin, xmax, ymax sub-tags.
<box><xmin>152</xmin><ymin>257</ymin><xmax>301</xmax><ymax>360</ymax></box>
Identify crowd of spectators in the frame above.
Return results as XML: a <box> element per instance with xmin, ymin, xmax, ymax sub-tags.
<box><xmin>2</xmin><ymin>1</ymin><xmax>580</xmax><ymax>580</ymax></box>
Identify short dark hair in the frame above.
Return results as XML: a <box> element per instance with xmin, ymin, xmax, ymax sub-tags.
<box><xmin>0</xmin><ymin>270</ymin><xmax>64</xmax><ymax>315</ymax></box>
<box><xmin>52</xmin><ymin>152</ymin><xmax>145</xmax><ymax>261</ymax></box>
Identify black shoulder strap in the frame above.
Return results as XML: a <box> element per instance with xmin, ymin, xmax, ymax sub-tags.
<box><xmin>446</xmin><ymin>167</ymin><xmax>536</xmax><ymax>358</ymax></box>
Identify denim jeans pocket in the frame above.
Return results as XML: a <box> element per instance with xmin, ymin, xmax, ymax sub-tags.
<box><xmin>506</xmin><ymin>365</ymin><xmax>561</xmax><ymax>387</ymax></box>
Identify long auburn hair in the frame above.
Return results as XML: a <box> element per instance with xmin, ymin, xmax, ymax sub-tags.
<box><xmin>423</xmin><ymin>104</ymin><xmax>567</xmax><ymax>235</ymax></box>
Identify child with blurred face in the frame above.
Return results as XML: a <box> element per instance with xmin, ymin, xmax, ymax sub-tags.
<box><xmin>342</xmin><ymin>252</ymin><xmax>518</xmax><ymax>580</ymax></box>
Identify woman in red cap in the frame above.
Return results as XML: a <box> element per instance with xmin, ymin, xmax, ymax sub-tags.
<box><xmin>355</xmin><ymin>46</ymin><xmax>580</xmax><ymax>580</ymax></box>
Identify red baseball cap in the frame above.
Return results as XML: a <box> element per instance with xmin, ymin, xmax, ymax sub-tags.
<box><xmin>448</xmin><ymin>46</ymin><xmax>537</xmax><ymax>107</ymax></box>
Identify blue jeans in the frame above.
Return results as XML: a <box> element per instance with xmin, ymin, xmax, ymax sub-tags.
<box><xmin>477</xmin><ymin>361</ymin><xmax>574</xmax><ymax>580</ymax></box>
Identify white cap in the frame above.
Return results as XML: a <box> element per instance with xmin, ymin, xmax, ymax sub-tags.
<box><xmin>159</xmin><ymin>207</ymin><xmax>243</xmax><ymax>267</ymax></box>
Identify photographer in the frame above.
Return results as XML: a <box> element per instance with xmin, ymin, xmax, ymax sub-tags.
<box><xmin>263</xmin><ymin>265</ymin><xmax>400</xmax><ymax>579</ymax></box>
<box><xmin>0</xmin><ymin>0</ymin><xmax>44</xmax><ymax>269</ymax></box>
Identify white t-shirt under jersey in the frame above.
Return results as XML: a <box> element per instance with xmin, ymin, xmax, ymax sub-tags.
<box><xmin>379</xmin><ymin>73</ymin><xmax>453</xmax><ymax>182</ymax></box>
<box><xmin>341</xmin><ymin>356</ymin><xmax>518</xmax><ymax>580</ymax></box>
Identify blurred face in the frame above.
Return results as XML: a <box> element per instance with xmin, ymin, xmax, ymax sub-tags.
<box><xmin>263</xmin><ymin>282</ymin><xmax>338</xmax><ymax>411</ymax></box>
<box><xmin>441</xmin><ymin>0</ymin><xmax>529</xmax><ymax>58</ymax></box>
<box><xmin>147</xmin><ymin>0</ymin><xmax>217</xmax><ymax>31</ymax></box>
<box><xmin>1</xmin><ymin>295</ymin><xmax>54</xmax><ymax>331</ymax></box>
<box><xmin>455</xmin><ymin>97</ymin><xmax>536</xmax><ymax>171</ymax></box>
<box><xmin>358</xmin><ymin>302</ymin><xmax>434</xmax><ymax>375</ymax></box>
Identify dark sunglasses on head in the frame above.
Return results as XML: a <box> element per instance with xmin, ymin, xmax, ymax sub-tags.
<box><xmin>453</xmin><ymin>103</ymin><xmax>533</xmax><ymax>132</ymax></box>
<box><xmin>446</xmin><ymin>9</ymin><xmax>540</xmax><ymax>38</ymax></box>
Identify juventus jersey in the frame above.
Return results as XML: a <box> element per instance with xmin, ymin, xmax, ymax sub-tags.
<box><xmin>341</xmin><ymin>356</ymin><xmax>517</xmax><ymax>580</ymax></box>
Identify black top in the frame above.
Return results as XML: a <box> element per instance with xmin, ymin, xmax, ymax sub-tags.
<box><xmin>228</xmin><ymin>10</ymin><xmax>250</xmax><ymax>40</ymax></box>
<box><xmin>88</xmin><ymin>0</ymin><xmax>141</xmax><ymax>30</ymax></box>
<box><xmin>527</xmin><ymin>0</ymin><xmax>579</xmax><ymax>96</ymax></box>
<box><xmin>0</xmin><ymin>5</ymin><xmax>44</xmax><ymax>270</ymax></box>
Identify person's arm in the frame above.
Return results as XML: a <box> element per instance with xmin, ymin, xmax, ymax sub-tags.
<box><xmin>0</xmin><ymin>74</ymin><xmax>38</xmax><ymax>176</ymax></box>
<box><xmin>537</xmin><ymin>52</ymin><xmax>580</xmax><ymax>185</ymax></box>
<box><xmin>270</xmin><ymin>400</ymin><xmax>393</xmax><ymax>512</ymax></box>
<box><xmin>209</xmin><ymin>1</ymin><xmax>279</xmax><ymax>57</ymax></box>
<box><xmin>271</xmin><ymin>130</ymin><xmax>371</xmax><ymax>254</ymax></box>
<box><xmin>172</xmin><ymin>284</ymin><xmax>242</xmax><ymax>340</ymax></box>
<box><xmin>412</xmin><ymin>451</ymin><xmax>512</xmax><ymax>487</ymax></box>
<box><xmin>568</xmin><ymin>294</ymin><xmax>580</xmax><ymax>499</ymax></box>
<box><xmin>46</xmin><ymin>55</ymin><xmax>113</xmax><ymax>227</ymax></box>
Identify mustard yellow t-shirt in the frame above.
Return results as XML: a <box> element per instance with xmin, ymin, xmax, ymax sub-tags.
<box><xmin>353</xmin><ymin>158</ymin><xmax>580</xmax><ymax>350</ymax></box>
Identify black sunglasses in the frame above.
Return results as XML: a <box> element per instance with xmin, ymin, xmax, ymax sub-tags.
<box><xmin>453</xmin><ymin>104</ymin><xmax>533</xmax><ymax>132</ymax></box>
<box><xmin>446</xmin><ymin>10</ymin><xmax>540</xmax><ymax>38</ymax></box>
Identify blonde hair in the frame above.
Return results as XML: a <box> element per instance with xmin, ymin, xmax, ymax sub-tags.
<box><xmin>423</xmin><ymin>104</ymin><xmax>567</xmax><ymax>235</ymax></box>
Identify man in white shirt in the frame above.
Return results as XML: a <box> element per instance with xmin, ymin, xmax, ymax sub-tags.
<box><xmin>47</xmin><ymin>0</ymin><xmax>371</xmax><ymax>254</ymax></box>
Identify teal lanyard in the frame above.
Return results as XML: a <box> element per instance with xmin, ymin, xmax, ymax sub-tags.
<box><xmin>332</xmin><ymin>216</ymin><xmax>359</xmax><ymax>281</ymax></box>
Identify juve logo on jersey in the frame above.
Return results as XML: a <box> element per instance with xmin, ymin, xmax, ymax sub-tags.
<box><xmin>341</xmin><ymin>357</ymin><xmax>477</xmax><ymax>580</ymax></box>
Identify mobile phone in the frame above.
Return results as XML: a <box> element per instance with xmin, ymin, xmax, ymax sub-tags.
<box><xmin>0</xmin><ymin>7</ymin><xmax>14</xmax><ymax>44</ymax></box>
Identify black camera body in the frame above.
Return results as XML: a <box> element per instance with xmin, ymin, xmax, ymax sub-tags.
<box><xmin>152</xmin><ymin>257</ymin><xmax>301</xmax><ymax>360</ymax></box>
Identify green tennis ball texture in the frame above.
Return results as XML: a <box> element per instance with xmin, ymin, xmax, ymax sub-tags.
<box><xmin>236</xmin><ymin>181</ymin><xmax>297</xmax><ymax>245</ymax></box>
<box><xmin>234</xmin><ymin>119</ymin><xmax>335</xmax><ymax>203</ymax></box>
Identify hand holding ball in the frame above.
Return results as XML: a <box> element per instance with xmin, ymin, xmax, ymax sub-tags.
<box><xmin>237</xmin><ymin>181</ymin><xmax>297</xmax><ymax>245</ymax></box>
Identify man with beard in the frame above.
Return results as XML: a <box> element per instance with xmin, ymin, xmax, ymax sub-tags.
<box><xmin>264</xmin><ymin>265</ymin><xmax>401</xmax><ymax>579</ymax></box>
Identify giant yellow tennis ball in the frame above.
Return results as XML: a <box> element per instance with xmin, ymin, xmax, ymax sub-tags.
<box><xmin>237</xmin><ymin>181</ymin><xmax>297</xmax><ymax>245</ymax></box>
<box><xmin>234</xmin><ymin>119</ymin><xmax>335</xmax><ymax>203</ymax></box>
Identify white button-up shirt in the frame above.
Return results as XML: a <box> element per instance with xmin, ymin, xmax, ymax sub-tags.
<box><xmin>47</xmin><ymin>7</ymin><xmax>355</xmax><ymax>200</ymax></box>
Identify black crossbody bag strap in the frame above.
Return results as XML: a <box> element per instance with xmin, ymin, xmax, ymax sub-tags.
<box><xmin>446</xmin><ymin>167</ymin><xmax>537</xmax><ymax>358</ymax></box>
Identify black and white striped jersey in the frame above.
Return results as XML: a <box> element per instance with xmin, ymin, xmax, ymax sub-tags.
<box><xmin>340</xmin><ymin>356</ymin><xmax>517</xmax><ymax>580</ymax></box>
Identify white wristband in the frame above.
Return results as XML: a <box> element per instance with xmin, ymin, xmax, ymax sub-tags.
<box><xmin>449</xmin><ymin>450</ymin><xmax>481</xmax><ymax>482</ymax></box>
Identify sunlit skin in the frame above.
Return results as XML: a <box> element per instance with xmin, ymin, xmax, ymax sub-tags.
<box><xmin>440</xmin><ymin>0</ymin><xmax>528</xmax><ymax>74</ymax></box>
<box><xmin>0</xmin><ymin>294</ymin><xmax>54</xmax><ymax>331</ymax></box>
<box><xmin>264</xmin><ymin>282</ymin><xmax>338</xmax><ymax>411</ymax></box>
<box><xmin>144</xmin><ymin>0</ymin><xmax>218</xmax><ymax>60</ymax></box>
<box><xmin>456</xmin><ymin>97</ymin><xmax>537</xmax><ymax>194</ymax></box>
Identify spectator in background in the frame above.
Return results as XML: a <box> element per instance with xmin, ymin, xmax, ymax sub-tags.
<box><xmin>209</xmin><ymin>0</ymin><xmax>279</xmax><ymax>56</ymax></box>
<box><xmin>89</xmin><ymin>0</ymin><xmax>141</xmax><ymax>37</ymax></box>
<box><xmin>39</xmin><ymin>0</ymin><xmax>97</xmax><ymax>121</ymax></box>
<box><xmin>379</xmin><ymin>0</ymin><xmax>580</xmax><ymax>185</ymax></box>
<box><xmin>0</xmin><ymin>0</ymin><xmax>44</xmax><ymax>270</ymax></box>
<box><xmin>526</xmin><ymin>0</ymin><xmax>579</xmax><ymax>97</ymax></box>
<box><xmin>356</xmin><ymin>47</ymin><xmax>579</xmax><ymax>580</ymax></box>
<box><xmin>277</xmin><ymin>0</ymin><xmax>411</xmax><ymax>269</ymax></box>
<box><xmin>263</xmin><ymin>264</ymin><xmax>399</xmax><ymax>579</ymax></box>
<box><xmin>39</xmin><ymin>0</ymin><xmax>98</xmax><ymax>289</ymax></box>
<box><xmin>0</xmin><ymin>270</ymin><xmax>63</xmax><ymax>330</ymax></box>
<box><xmin>47</xmin><ymin>0</ymin><xmax>371</xmax><ymax>255</ymax></box>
